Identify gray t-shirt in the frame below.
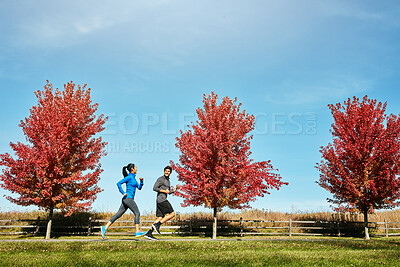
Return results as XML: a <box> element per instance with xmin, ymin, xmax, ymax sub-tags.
<box><xmin>153</xmin><ymin>175</ymin><xmax>175</xmax><ymax>203</ymax></box>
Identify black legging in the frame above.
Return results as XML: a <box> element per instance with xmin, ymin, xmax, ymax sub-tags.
<box><xmin>110</xmin><ymin>198</ymin><xmax>140</xmax><ymax>224</ymax></box>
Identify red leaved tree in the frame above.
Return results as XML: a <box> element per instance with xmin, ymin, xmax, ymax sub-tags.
<box><xmin>316</xmin><ymin>96</ymin><xmax>400</xmax><ymax>239</ymax></box>
<box><xmin>171</xmin><ymin>92</ymin><xmax>287</xmax><ymax>239</ymax></box>
<box><xmin>0</xmin><ymin>81</ymin><xmax>107</xmax><ymax>239</ymax></box>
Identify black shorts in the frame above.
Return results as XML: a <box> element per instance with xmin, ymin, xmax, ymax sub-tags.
<box><xmin>156</xmin><ymin>200</ymin><xmax>174</xmax><ymax>217</ymax></box>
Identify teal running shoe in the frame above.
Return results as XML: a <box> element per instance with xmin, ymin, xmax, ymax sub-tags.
<box><xmin>135</xmin><ymin>231</ymin><xmax>146</xmax><ymax>237</ymax></box>
<box><xmin>101</xmin><ymin>226</ymin><xmax>106</xmax><ymax>239</ymax></box>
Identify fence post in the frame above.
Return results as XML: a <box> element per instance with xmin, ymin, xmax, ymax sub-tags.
<box><xmin>34</xmin><ymin>216</ymin><xmax>40</xmax><ymax>235</ymax></box>
<box><xmin>88</xmin><ymin>217</ymin><xmax>92</xmax><ymax>236</ymax></box>
<box><xmin>289</xmin><ymin>218</ymin><xmax>292</xmax><ymax>237</ymax></box>
<box><xmin>240</xmin><ymin>217</ymin><xmax>243</xmax><ymax>237</ymax></box>
<box><xmin>189</xmin><ymin>217</ymin><xmax>192</xmax><ymax>235</ymax></box>
<box><xmin>385</xmin><ymin>219</ymin><xmax>388</xmax><ymax>238</ymax></box>
<box><xmin>337</xmin><ymin>219</ymin><xmax>341</xmax><ymax>237</ymax></box>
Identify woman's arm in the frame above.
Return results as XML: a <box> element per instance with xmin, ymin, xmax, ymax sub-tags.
<box><xmin>116</xmin><ymin>176</ymin><xmax>130</xmax><ymax>195</ymax></box>
<box><xmin>138</xmin><ymin>177</ymin><xmax>144</xmax><ymax>190</ymax></box>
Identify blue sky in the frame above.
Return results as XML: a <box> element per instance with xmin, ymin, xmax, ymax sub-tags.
<box><xmin>1</xmin><ymin>0</ymin><xmax>400</xmax><ymax>215</ymax></box>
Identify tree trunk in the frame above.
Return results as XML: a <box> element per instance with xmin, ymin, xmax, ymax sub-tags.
<box><xmin>363</xmin><ymin>209</ymin><xmax>370</xmax><ymax>240</ymax></box>
<box><xmin>212</xmin><ymin>207</ymin><xmax>217</xmax><ymax>240</ymax></box>
<box><xmin>45</xmin><ymin>208</ymin><xmax>53</xmax><ymax>240</ymax></box>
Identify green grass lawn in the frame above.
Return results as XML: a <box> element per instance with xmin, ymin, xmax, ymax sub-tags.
<box><xmin>0</xmin><ymin>237</ymin><xmax>399</xmax><ymax>266</ymax></box>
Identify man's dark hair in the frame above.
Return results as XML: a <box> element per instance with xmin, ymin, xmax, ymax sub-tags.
<box><xmin>164</xmin><ymin>166</ymin><xmax>172</xmax><ymax>173</ymax></box>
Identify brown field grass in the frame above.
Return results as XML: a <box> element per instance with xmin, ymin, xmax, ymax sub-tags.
<box><xmin>2</xmin><ymin>208</ymin><xmax>399</xmax><ymax>223</ymax></box>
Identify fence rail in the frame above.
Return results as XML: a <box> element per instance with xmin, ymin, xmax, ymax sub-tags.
<box><xmin>1</xmin><ymin>217</ymin><xmax>400</xmax><ymax>237</ymax></box>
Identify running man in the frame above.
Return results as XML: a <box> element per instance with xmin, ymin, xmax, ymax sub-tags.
<box><xmin>145</xmin><ymin>166</ymin><xmax>180</xmax><ymax>240</ymax></box>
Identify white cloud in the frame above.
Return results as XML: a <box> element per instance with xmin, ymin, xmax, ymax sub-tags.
<box><xmin>72</xmin><ymin>16</ymin><xmax>114</xmax><ymax>34</ymax></box>
<box><xmin>264</xmin><ymin>74</ymin><xmax>370</xmax><ymax>106</ymax></box>
<box><xmin>14</xmin><ymin>9</ymin><xmax>126</xmax><ymax>48</ymax></box>
<box><xmin>312</xmin><ymin>0</ymin><xmax>400</xmax><ymax>29</ymax></box>
<box><xmin>316</xmin><ymin>1</ymin><xmax>383</xmax><ymax>21</ymax></box>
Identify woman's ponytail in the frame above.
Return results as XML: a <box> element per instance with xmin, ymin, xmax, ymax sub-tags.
<box><xmin>122</xmin><ymin>166</ymin><xmax>129</xmax><ymax>177</ymax></box>
<box><xmin>122</xmin><ymin>163</ymin><xmax>135</xmax><ymax>177</ymax></box>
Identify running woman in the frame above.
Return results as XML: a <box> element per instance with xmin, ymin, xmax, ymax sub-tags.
<box><xmin>101</xmin><ymin>163</ymin><xmax>146</xmax><ymax>239</ymax></box>
<box><xmin>145</xmin><ymin>166</ymin><xmax>180</xmax><ymax>240</ymax></box>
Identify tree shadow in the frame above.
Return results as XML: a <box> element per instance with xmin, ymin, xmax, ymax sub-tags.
<box><xmin>177</xmin><ymin>218</ymin><xmax>246</xmax><ymax>237</ymax></box>
<box><xmin>27</xmin><ymin>212</ymin><xmax>99</xmax><ymax>238</ymax></box>
<box><xmin>298</xmin><ymin>215</ymin><xmax>370</xmax><ymax>237</ymax></box>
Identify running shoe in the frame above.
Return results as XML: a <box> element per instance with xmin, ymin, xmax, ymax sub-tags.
<box><xmin>101</xmin><ymin>226</ymin><xmax>106</xmax><ymax>239</ymax></box>
<box><xmin>152</xmin><ymin>222</ymin><xmax>161</xmax><ymax>235</ymax></box>
<box><xmin>144</xmin><ymin>231</ymin><xmax>158</xmax><ymax>240</ymax></box>
<box><xmin>135</xmin><ymin>231</ymin><xmax>146</xmax><ymax>237</ymax></box>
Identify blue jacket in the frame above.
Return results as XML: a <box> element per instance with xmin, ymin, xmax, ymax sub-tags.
<box><xmin>117</xmin><ymin>173</ymin><xmax>143</xmax><ymax>199</ymax></box>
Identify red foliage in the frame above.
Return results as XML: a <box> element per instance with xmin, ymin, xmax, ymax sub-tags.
<box><xmin>317</xmin><ymin>96</ymin><xmax>400</xmax><ymax>213</ymax></box>
<box><xmin>0</xmin><ymin>81</ymin><xmax>107</xmax><ymax>216</ymax></box>
<box><xmin>171</xmin><ymin>92</ymin><xmax>287</xmax><ymax>210</ymax></box>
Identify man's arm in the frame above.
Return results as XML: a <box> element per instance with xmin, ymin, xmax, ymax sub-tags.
<box><xmin>153</xmin><ymin>177</ymin><xmax>164</xmax><ymax>192</ymax></box>
<box><xmin>168</xmin><ymin>184</ymin><xmax>180</xmax><ymax>194</ymax></box>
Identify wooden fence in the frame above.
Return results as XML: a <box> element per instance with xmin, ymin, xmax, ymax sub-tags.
<box><xmin>1</xmin><ymin>217</ymin><xmax>400</xmax><ymax>237</ymax></box>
